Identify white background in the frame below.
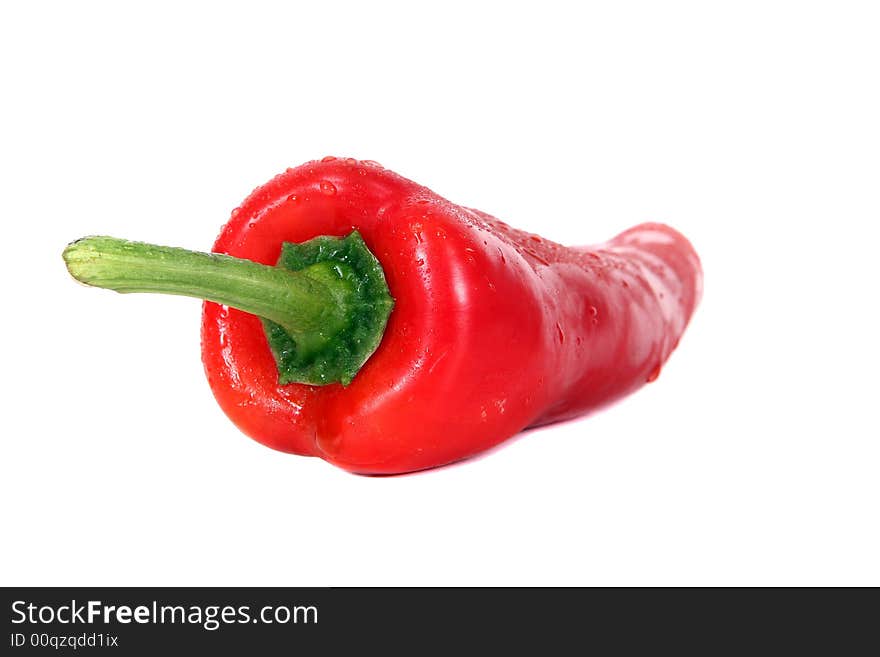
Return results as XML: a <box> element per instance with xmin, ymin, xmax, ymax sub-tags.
<box><xmin>1</xmin><ymin>1</ymin><xmax>878</xmax><ymax>586</ymax></box>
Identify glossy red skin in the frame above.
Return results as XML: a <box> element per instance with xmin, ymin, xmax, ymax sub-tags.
<box><xmin>201</xmin><ymin>158</ymin><xmax>702</xmax><ymax>474</ymax></box>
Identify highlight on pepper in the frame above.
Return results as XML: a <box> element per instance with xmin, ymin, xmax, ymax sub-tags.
<box><xmin>63</xmin><ymin>157</ymin><xmax>702</xmax><ymax>474</ymax></box>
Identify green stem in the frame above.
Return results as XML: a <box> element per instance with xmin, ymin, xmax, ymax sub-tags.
<box><xmin>62</xmin><ymin>236</ymin><xmax>346</xmax><ymax>337</ymax></box>
<box><xmin>63</xmin><ymin>232</ymin><xmax>394</xmax><ymax>386</ymax></box>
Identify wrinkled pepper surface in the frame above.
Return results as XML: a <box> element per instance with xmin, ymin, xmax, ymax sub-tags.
<box><xmin>64</xmin><ymin>157</ymin><xmax>702</xmax><ymax>474</ymax></box>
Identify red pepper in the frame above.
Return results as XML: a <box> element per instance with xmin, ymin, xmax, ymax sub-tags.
<box><xmin>64</xmin><ymin>157</ymin><xmax>701</xmax><ymax>474</ymax></box>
